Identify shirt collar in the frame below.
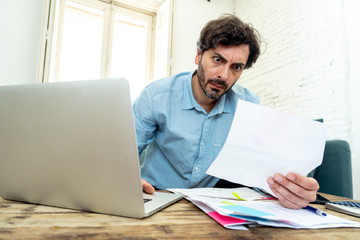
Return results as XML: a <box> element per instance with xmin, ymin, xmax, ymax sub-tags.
<box><xmin>182</xmin><ymin>70</ymin><xmax>197</xmax><ymax>110</ymax></box>
<box><xmin>182</xmin><ymin>70</ymin><xmax>232</xmax><ymax>115</ymax></box>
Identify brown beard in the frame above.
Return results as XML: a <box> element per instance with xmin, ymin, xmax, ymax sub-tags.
<box><xmin>196</xmin><ymin>60</ymin><xmax>229</xmax><ymax>100</ymax></box>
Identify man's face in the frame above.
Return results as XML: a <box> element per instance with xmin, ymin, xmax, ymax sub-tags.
<box><xmin>195</xmin><ymin>44</ymin><xmax>250</xmax><ymax>100</ymax></box>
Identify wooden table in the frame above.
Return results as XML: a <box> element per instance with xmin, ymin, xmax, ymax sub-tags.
<box><xmin>1</xmin><ymin>193</ymin><xmax>359</xmax><ymax>239</ymax></box>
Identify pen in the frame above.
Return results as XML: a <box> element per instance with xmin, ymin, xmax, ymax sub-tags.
<box><xmin>305</xmin><ymin>205</ymin><xmax>327</xmax><ymax>216</ymax></box>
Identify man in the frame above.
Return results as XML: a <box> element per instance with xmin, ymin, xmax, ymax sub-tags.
<box><xmin>133</xmin><ymin>14</ymin><xmax>319</xmax><ymax>209</ymax></box>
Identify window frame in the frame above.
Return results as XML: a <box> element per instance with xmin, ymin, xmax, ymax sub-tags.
<box><xmin>38</xmin><ymin>0</ymin><xmax>163</xmax><ymax>86</ymax></box>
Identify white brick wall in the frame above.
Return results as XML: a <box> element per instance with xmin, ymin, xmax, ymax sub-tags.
<box><xmin>235</xmin><ymin>0</ymin><xmax>359</xmax><ymax>198</ymax></box>
<box><xmin>236</xmin><ymin>0</ymin><xmax>350</xmax><ymax>140</ymax></box>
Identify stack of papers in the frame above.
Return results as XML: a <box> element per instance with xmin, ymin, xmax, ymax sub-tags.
<box><xmin>168</xmin><ymin>188</ymin><xmax>360</xmax><ymax>230</ymax></box>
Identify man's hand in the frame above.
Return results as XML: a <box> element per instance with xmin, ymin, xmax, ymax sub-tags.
<box><xmin>141</xmin><ymin>179</ymin><xmax>155</xmax><ymax>194</ymax></box>
<box><xmin>267</xmin><ymin>173</ymin><xmax>319</xmax><ymax>209</ymax></box>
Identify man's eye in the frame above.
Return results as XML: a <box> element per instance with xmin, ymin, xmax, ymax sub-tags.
<box><xmin>233</xmin><ymin>65</ymin><xmax>242</xmax><ymax>71</ymax></box>
<box><xmin>214</xmin><ymin>57</ymin><xmax>221</xmax><ymax>63</ymax></box>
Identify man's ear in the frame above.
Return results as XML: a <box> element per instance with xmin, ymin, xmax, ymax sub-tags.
<box><xmin>195</xmin><ymin>48</ymin><xmax>202</xmax><ymax>65</ymax></box>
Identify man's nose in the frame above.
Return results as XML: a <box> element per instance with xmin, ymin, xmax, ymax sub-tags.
<box><xmin>218</xmin><ymin>66</ymin><xmax>229</xmax><ymax>81</ymax></box>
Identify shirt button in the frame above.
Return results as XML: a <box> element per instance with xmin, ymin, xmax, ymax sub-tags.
<box><xmin>201</xmin><ymin>141</ymin><xmax>204</xmax><ymax>146</ymax></box>
<box><xmin>195</xmin><ymin>167</ymin><xmax>199</xmax><ymax>171</ymax></box>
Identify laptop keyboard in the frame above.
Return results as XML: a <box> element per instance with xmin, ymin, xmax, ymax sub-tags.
<box><xmin>143</xmin><ymin>198</ymin><xmax>152</xmax><ymax>203</ymax></box>
<box><xmin>331</xmin><ymin>201</ymin><xmax>360</xmax><ymax>208</ymax></box>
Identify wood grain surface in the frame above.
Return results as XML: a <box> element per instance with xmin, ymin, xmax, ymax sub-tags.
<box><xmin>1</xmin><ymin>193</ymin><xmax>359</xmax><ymax>239</ymax></box>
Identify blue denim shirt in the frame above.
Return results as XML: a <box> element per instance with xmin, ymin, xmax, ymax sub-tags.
<box><xmin>133</xmin><ymin>71</ymin><xmax>259</xmax><ymax>189</ymax></box>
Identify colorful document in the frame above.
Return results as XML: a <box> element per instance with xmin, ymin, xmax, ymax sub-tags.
<box><xmin>191</xmin><ymin>199</ymin><xmax>249</xmax><ymax>230</ymax></box>
<box><xmin>168</xmin><ymin>188</ymin><xmax>360</xmax><ymax>230</ymax></box>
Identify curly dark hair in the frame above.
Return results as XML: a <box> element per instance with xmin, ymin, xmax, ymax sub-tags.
<box><xmin>197</xmin><ymin>14</ymin><xmax>261</xmax><ymax>69</ymax></box>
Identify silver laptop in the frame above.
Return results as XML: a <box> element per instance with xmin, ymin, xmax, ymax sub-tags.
<box><xmin>0</xmin><ymin>79</ymin><xmax>182</xmax><ymax>218</ymax></box>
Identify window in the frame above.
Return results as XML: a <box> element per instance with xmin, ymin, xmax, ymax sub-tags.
<box><xmin>109</xmin><ymin>8</ymin><xmax>153</xmax><ymax>98</ymax></box>
<box><xmin>41</xmin><ymin>0</ymin><xmax>169</xmax><ymax>101</ymax></box>
<box><xmin>56</xmin><ymin>1</ymin><xmax>105</xmax><ymax>82</ymax></box>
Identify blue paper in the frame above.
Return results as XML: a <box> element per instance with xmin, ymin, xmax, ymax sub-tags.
<box><xmin>221</xmin><ymin>205</ymin><xmax>273</xmax><ymax>217</ymax></box>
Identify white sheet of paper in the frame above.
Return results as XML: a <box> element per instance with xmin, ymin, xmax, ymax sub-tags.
<box><xmin>168</xmin><ymin>187</ymin><xmax>267</xmax><ymax>201</ymax></box>
<box><xmin>206</xmin><ymin>99</ymin><xmax>327</xmax><ymax>195</ymax></box>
